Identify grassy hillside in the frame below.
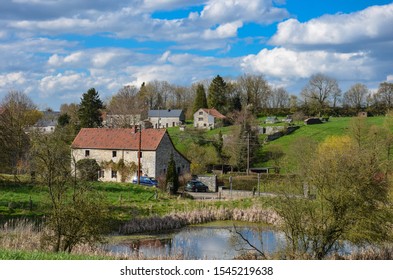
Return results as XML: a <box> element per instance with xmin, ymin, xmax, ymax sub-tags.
<box><xmin>261</xmin><ymin>116</ymin><xmax>388</xmax><ymax>172</ymax></box>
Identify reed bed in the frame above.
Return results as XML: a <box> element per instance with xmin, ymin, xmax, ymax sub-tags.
<box><xmin>0</xmin><ymin>219</ymin><xmax>184</xmax><ymax>260</ymax></box>
<box><xmin>343</xmin><ymin>246</ymin><xmax>393</xmax><ymax>260</ymax></box>
<box><xmin>119</xmin><ymin>206</ymin><xmax>280</xmax><ymax>234</ymax></box>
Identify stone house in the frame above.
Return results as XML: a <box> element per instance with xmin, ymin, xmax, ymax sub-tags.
<box><xmin>193</xmin><ymin>108</ymin><xmax>226</xmax><ymax>129</ymax></box>
<box><xmin>148</xmin><ymin>109</ymin><xmax>185</xmax><ymax>129</ymax></box>
<box><xmin>71</xmin><ymin>127</ymin><xmax>190</xmax><ymax>182</ymax></box>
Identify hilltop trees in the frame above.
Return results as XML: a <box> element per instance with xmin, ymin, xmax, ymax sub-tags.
<box><xmin>377</xmin><ymin>82</ymin><xmax>393</xmax><ymax>110</ymax></box>
<box><xmin>78</xmin><ymin>88</ymin><xmax>104</xmax><ymax>128</ymax></box>
<box><xmin>343</xmin><ymin>83</ymin><xmax>368</xmax><ymax>111</ymax></box>
<box><xmin>301</xmin><ymin>73</ymin><xmax>341</xmax><ymax>116</ymax></box>
<box><xmin>236</xmin><ymin>74</ymin><xmax>271</xmax><ymax>115</ymax></box>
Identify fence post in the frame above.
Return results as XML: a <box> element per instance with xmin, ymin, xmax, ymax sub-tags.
<box><xmin>229</xmin><ymin>176</ymin><xmax>232</xmax><ymax>199</ymax></box>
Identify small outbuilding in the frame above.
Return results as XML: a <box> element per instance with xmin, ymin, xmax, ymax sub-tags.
<box><xmin>304</xmin><ymin>117</ymin><xmax>322</xmax><ymax>125</ymax></box>
<box><xmin>358</xmin><ymin>112</ymin><xmax>368</xmax><ymax>117</ymax></box>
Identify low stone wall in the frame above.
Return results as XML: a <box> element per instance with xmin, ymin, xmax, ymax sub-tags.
<box><xmin>196</xmin><ymin>175</ymin><xmax>217</xmax><ymax>192</ymax></box>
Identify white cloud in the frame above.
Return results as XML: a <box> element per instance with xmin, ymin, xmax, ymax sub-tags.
<box><xmin>142</xmin><ymin>0</ymin><xmax>205</xmax><ymax>11</ymax></box>
<box><xmin>242</xmin><ymin>47</ymin><xmax>373</xmax><ymax>80</ymax></box>
<box><xmin>387</xmin><ymin>75</ymin><xmax>393</xmax><ymax>82</ymax></box>
<box><xmin>0</xmin><ymin>72</ymin><xmax>26</xmax><ymax>87</ymax></box>
<box><xmin>270</xmin><ymin>3</ymin><xmax>393</xmax><ymax>48</ymax></box>
<box><xmin>201</xmin><ymin>0</ymin><xmax>288</xmax><ymax>25</ymax></box>
<box><xmin>39</xmin><ymin>72</ymin><xmax>85</xmax><ymax>97</ymax></box>
<box><xmin>203</xmin><ymin>21</ymin><xmax>243</xmax><ymax>39</ymax></box>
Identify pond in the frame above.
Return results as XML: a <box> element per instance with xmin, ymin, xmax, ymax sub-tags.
<box><xmin>104</xmin><ymin>223</ymin><xmax>286</xmax><ymax>259</ymax></box>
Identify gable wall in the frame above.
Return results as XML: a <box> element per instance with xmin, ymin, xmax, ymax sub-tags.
<box><xmin>155</xmin><ymin>133</ymin><xmax>190</xmax><ymax>177</ymax></box>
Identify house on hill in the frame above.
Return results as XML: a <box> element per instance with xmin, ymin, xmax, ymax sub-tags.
<box><xmin>193</xmin><ymin>108</ymin><xmax>226</xmax><ymax>129</ymax></box>
<box><xmin>148</xmin><ymin>109</ymin><xmax>185</xmax><ymax>128</ymax></box>
<box><xmin>71</xmin><ymin>127</ymin><xmax>190</xmax><ymax>182</ymax></box>
<box><xmin>31</xmin><ymin>110</ymin><xmax>60</xmax><ymax>133</ymax></box>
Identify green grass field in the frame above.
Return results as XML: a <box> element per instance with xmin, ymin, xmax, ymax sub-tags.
<box><xmin>0</xmin><ymin>249</ymin><xmax>112</xmax><ymax>260</ymax></box>
<box><xmin>261</xmin><ymin>116</ymin><xmax>388</xmax><ymax>172</ymax></box>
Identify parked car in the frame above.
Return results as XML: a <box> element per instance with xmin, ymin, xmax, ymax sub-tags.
<box><xmin>185</xmin><ymin>180</ymin><xmax>209</xmax><ymax>192</ymax></box>
<box><xmin>132</xmin><ymin>176</ymin><xmax>158</xmax><ymax>187</ymax></box>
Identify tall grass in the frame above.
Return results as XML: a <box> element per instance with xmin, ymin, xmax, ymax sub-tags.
<box><xmin>0</xmin><ymin>219</ymin><xmax>184</xmax><ymax>260</ymax></box>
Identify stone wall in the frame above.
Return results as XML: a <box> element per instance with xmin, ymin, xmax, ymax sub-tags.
<box><xmin>196</xmin><ymin>175</ymin><xmax>217</xmax><ymax>192</ymax></box>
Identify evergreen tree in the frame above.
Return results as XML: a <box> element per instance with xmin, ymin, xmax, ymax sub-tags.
<box><xmin>193</xmin><ymin>84</ymin><xmax>208</xmax><ymax>113</ymax></box>
<box><xmin>165</xmin><ymin>153</ymin><xmax>179</xmax><ymax>195</ymax></box>
<box><xmin>78</xmin><ymin>88</ymin><xmax>104</xmax><ymax>128</ymax></box>
<box><xmin>235</xmin><ymin>115</ymin><xmax>259</xmax><ymax>171</ymax></box>
<box><xmin>208</xmin><ymin>75</ymin><xmax>227</xmax><ymax>113</ymax></box>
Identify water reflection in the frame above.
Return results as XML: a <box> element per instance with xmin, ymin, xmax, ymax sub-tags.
<box><xmin>106</xmin><ymin>225</ymin><xmax>284</xmax><ymax>260</ymax></box>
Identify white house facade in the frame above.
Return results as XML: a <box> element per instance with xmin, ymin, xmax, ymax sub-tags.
<box><xmin>193</xmin><ymin>108</ymin><xmax>226</xmax><ymax>129</ymax></box>
<box><xmin>148</xmin><ymin>109</ymin><xmax>185</xmax><ymax>128</ymax></box>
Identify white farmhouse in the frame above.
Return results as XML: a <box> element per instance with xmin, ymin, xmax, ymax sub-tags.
<box><xmin>193</xmin><ymin>108</ymin><xmax>226</xmax><ymax>129</ymax></box>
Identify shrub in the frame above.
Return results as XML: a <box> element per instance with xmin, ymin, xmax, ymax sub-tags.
<box><xmin>76</xmin><ymin>159</ymin><xmax>100</xmax><ymax>181</ymax></box>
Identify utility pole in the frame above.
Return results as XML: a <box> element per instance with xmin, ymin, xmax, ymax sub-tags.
<box><xmin>137</xmin><ymin>124</ymin><xmax>142</xmax><ymax>185</ymax></box>
<box><xmin>247</xmin><ymin>132</ymin><xmax>250</xmax><ymax>175</ymax></box>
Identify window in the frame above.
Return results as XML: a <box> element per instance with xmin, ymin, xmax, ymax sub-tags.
<box><xmin>177</xmin><ymin>167</ymin><xmax>181</xmax><ymax>174</ymax></box>
<box><xmin>138</xmin><ymin>152</ymin><xmax>143</xmax><ymax>158</ymax></box>
<box><xmin>85</xmin><ymin>150</ymin><xmax>90</xmax><ymax>157</ymax></box>
<box><xmin>199</xmin><ymin>111</ymin><xmax>203</xmax><ymax>115</ymax></box>
<box><xmin>111</xmin><ymin>170</ymin><xmax>117</xmax><ymax>178</ymax></box>
<box><xmin>198</xmin><ymin>117</ymin><xmax>203</xmax><ymax>121</ymax></box>
<box><xmin>112</xmin><ymin>151</ymin><xmax>117</xmax><ymax>158</ymax></box>
<box><xmin>99</xmin><ymin>170</ymin><xmax>105</xmax><ymax>178</ymax></box>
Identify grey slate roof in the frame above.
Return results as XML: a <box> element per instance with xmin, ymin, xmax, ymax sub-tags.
<box><xmin>148</xmin><ymin>109</ymin><xmax>183</xmax><ymax>118</ymax></box>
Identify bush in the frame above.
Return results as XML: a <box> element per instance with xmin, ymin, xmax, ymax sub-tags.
<box><xmin>76</xmin><ymin>159</ymin><xmax>100</xmax><ymax>181</ymax></box>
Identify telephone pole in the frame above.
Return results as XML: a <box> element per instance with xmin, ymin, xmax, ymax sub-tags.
<box><xmin>137</xmin><ymin>124</ymin><xmax>142</xmax><ymax>185</ymax></box>
<box><xmin>247</xmin><ymin>132</ymin><xmax>250</xmax><ymax>175</ymax></box>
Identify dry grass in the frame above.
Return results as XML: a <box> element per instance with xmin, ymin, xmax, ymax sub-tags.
<box><xmin>342</xmin><ymin>246</ymin><xmax>393</xmax><ymax>260</ymax></box>
<box><xmin>119</xmin><ymin>206</ymin><xmax>280</xmax><ymax>234</ymax></box>
<box><xmin>0</xmin><ymin>219</ymin><xmax>184</xmax><ymax>259</ymax></box>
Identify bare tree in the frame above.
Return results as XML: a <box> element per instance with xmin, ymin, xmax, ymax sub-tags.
<box><xmin>343</xmin><ymin>83</ymin><xmax>368</xmax><ymax>110</ymax></box>
<box><xmin>236</xmin><ymin>74</ymin><xmax>271</xmax><ymax>115</ymax></box>
<box><xmin>269</xmin><ymin>87</ymin><xmax>289</xmax><ymax>109</ymax></box>
<box><xmin>30</xmin><ymin>130</ymin><xmax>109</xmax><ymax>253</ymax></box>
<box><xmin>301</xmin><ymin>73</ymin><xmax>341</xmax><ymax>116</ymax></box>
<box><xmin>377</xmin><ymin>82</ymin><xmax>393</xmax><ymax>110</ymax></box>
<box><xmin>0</xmin><ymin>90</ymin><xmax>41</xmax><ymax>174</ymax></box>
<box><xmin>106</xmin><ymin>85</ymin><xmax>146</xmax><ymax>127</ymax></box>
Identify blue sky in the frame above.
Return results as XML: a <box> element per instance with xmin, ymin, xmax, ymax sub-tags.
<box><xmin>0</xmin><ymin>0</ymin><xmax>392</xmax><ymax>110</ymax></box>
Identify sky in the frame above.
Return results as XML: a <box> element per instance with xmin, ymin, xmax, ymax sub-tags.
<box><xmin>0</xmin><ymin>0</ymin><xmax>392</xmax><ymax>110</ymax></box>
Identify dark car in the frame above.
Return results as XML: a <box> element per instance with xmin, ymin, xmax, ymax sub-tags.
<box><xmin>185</xmin><ymin>180</ymin><xmax>209</xmax><ymax>192</ymax></box>
<box><xmin>132</xmin><ymin>176</ymin><xmax>158</xmax><ymax>187</ymax></box>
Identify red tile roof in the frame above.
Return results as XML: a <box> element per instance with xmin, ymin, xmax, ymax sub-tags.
<box><xmin>201</xmin><ymin>108</ymin><xmax>226</xmax><ymax>119</ymax></box>
<box><xmin>71</xmin><ymin>128</ymin><xmax>166</xmax><ymax>151</ymax></box>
